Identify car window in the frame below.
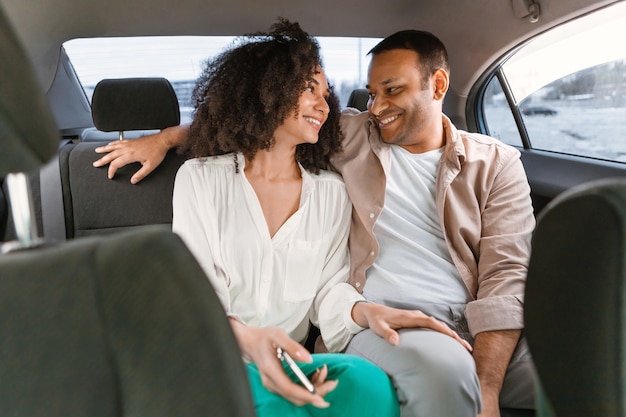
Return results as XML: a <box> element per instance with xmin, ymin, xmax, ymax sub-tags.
<box><xmin>482</xmin><ymin>75</ymin><xmax>521</xmax><ymax>147</ymax></box>
<box><xmin>479</xmin><ymin>2</ymin><xmax>626</xmax><ymax>163</ymax></box>
<box><xmin>64</xmin><ymin>36</ymin><xmax>381</xmax><ymax>124</ymax></box>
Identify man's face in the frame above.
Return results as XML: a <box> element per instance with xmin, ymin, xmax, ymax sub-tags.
<box><xmin>366</xmin><ymin>49</ymin><xmax>440</xmax><ymax>152</ymax></box>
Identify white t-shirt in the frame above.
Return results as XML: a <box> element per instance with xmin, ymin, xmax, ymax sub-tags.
<box><xmin>363</xmin><ymin>145</ymin><xmax>471</xmax><ymax>308</ymax></box>
<box><xmin>172</xmin><ymin>153</ymin><xmax>363</xmax><ymax>349</ymax></box>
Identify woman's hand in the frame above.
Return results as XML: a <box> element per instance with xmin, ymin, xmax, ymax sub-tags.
<box><xmin>229</xmin><ymin>319</ymin><xmax>338</xmax><ymax>407</ymax></box>
<box><xmin>352</xmin><ymin>302</ymin><xmax>473</xmax><ymax>351</ymax></box>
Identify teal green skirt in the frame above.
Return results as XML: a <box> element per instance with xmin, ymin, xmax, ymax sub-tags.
<box><xmin>247</xmin><ymin>353</ymin><xmax>400</xmax><ymax>417</ymax></box>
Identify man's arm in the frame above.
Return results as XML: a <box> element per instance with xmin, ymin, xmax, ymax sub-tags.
<box><xmin>473</xmin><ymin>329</ymin><xmax>521</xmax><ymax>417</ymax></box>
<box><xmin>469</xmin><ymin>149</ymin><xmax>532</xmax><ymax>416</ymax></box>
<box><xmin>93</xmin><ymin>123</ymin><xmax>190</xmax><ymax>183</ymax></box>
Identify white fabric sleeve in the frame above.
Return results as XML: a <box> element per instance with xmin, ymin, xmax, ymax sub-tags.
<box><xmin>171</xmin><ymin>162</ymin><xmax>235</xmax><ymax>317</ymax></box>
<box><xmin>312</xmin><ymin>185</ymin><xmax>366</xmax><ymax>352</ymax></box>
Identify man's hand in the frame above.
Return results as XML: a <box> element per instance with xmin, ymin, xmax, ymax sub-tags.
<box><xmin>93</xmin><ymin>124</ymin><xmax>189</xmax><ymax>183</ymax></box>
<box><xmin>351</xmin><ymin>302</ymin><xmax>472</xmax><ymax>351</ymax></box>
<box><xmin>229</xmin><ymin>319</ymin><xmax>338</xmax><ymax>408</ymax></box>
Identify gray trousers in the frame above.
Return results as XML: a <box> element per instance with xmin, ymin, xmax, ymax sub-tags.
<box><xmin>345</xmin><ymin>303</ymin><xmax>536</xmax><ymax>417</ymax></box>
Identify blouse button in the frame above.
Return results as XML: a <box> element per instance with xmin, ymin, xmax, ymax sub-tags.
<box><xmin>370</xmin><ymin>251</ymin><xmax>375</xmax><ymax>257</ymax></box>
<box><xmin>355</xmin><ymin>282</ymin><xmax>361</xmax><ymax>288</ymax></box>
<box><xmin>369</xmin><ymin>212</ymin><xmax>375</xmax><ymax>219</ymax></box>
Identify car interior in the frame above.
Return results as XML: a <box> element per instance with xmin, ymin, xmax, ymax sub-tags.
<box><xmin>0</xmin><ymin>4</ymin><xmax>255</xmax><ymax>417</ymax></box>
<box><xmin>525</xmin><ymin>176</ymin><xmax>626</xmax><ymax>417</ymax></box>
<box><xmin>1</xmin><ymin>0</ymin><xmax>626</xmax><ymax>415</ymax></box>
<box><xmin>49</xmin><ymin>77</ymin><xmax>187</xmax><ymax>240</ymax></box>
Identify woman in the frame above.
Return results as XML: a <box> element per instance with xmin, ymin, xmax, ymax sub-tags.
<box><xmin>171</xmin><ymin>19</ymin><xmax>399</xmax><ymax>417</ymax></box>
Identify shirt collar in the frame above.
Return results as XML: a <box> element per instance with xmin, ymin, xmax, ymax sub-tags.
<box><xmin>298</xmin><ymin>162</ymin><xmax>315</xmax><ymax>208</ymax></box>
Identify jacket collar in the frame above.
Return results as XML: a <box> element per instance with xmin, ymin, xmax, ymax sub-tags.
<box><xmin>441</xmin><ymin>114</ymin><xmax>465</xmax><ymax>170</ymax></box>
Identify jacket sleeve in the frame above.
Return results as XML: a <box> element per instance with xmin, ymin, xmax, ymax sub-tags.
<box><xmin>465</xmin><ymin>150</ymin><xmax>535</xmax><ymax>336</ymax></box>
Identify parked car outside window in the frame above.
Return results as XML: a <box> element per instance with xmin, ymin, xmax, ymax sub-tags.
<box><xmin>478</xmin><ymin>2</ymin><xmax>626</xmax><ymax>163</ymax></box>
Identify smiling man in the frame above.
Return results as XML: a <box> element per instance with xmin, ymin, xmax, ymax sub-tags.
<box><xmin>331</xmin><ymin>31</ymin><xmax>536</xmax><ymax>417</ymax></box>
<box><xmin>93</xmin><ymin>29</ymin><xmax>537</xmax><ymax>417</ymax></box>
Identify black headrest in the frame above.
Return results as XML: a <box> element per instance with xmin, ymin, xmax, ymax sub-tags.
<box><xmin>91</xmin><ymin>78</ymin><xmax>181</xmax><ymax>132</ymax></box>
<box><xmin>347</xmin><ymin>89</ymin><xmax>369</xmax><ymax>111</ymax></box>
<box><xmin>0</xmin><ymin>6</ymin><xmax>59</xmax><ymax>175</ymax></box>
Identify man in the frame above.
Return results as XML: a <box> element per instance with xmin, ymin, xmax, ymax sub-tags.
<box><xmin>94</xmin><ymin>30</ymin><xmax>536</xmax><ymax>417</ymax></box>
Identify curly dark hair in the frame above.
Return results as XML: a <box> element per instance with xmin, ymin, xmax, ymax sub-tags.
<box><xmin>184</xmin><ymin>18</ymin><xmax>343</xmax><ymax>174</ymax></box>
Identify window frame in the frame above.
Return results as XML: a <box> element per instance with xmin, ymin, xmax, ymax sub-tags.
<box><xmin>468</xmin><ymin>2</ymin><xmax>626</xmax><ymax>164</ymax></box>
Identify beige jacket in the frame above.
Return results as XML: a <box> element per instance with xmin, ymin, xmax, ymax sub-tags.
<box><xmin>332</xmin><ymin>109</ymin><xmax>536</xmax><ymax>336</ymax></box>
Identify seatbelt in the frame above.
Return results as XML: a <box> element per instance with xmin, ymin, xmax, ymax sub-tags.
<box><xmin>39</xmin><ymin>140</ymin><xmax>70</xmax><ymax>242</ymax></box>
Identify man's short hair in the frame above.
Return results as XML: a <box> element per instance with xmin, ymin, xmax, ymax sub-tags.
<box><xmin>369</xmin><ymin>30</ymin><xmax>450</xmax><ymax>80</ymax></box>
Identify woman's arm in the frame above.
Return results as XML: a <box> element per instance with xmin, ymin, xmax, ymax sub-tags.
<box><xmin>314</xmin><ymin>185</ymin><xmax>366</xmax><ymax>351</ymax></box>
<box><xmin>171</xmin><ymin>161</ymin><xmax>233</xmax><ymax>309</ymax></box>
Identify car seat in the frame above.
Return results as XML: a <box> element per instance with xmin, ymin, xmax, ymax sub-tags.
<box><xmin>41</xmin><ymin>77</ymin><xmax>188</xmax><ymax>239</ymax></box>
<box><xmin>525</xmin><ymin>177</ymin><xmax>626</xmax><ymax>416</ymax></box>
<box><xmin>0</xmin><ymin>4</ymin><xmax>255</xmax><ymax>416</ymax></box>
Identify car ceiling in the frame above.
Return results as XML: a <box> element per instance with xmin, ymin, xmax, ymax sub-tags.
<box><xmin>0</xmin><ymin>0</ymin><xmax>619</xmax><ymax>123</ymax></box>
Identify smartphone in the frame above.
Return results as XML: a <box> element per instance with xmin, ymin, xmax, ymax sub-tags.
<box><xmin>276</xmin><ymin>347</ymin><xmax>316</xmax><ymax>394</ymax></box>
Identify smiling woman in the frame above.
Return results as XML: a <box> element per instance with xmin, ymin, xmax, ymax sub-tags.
<box><xmin>167</xmin><ymin>18</ymin><xmax>400</xmax><ymax>417</ymax></box>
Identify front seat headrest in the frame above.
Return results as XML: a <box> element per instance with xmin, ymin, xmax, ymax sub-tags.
<box><xmin>91</xmin><ymin>77</ymin><xmax>181</xmax><ymax>132</ymax></box>
<box><xmin>0</xmin><ymin>6</ymin><xmax>59</xmax><ymax>175</ymax></box>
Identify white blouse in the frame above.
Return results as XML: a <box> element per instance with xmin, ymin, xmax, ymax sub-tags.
<box><xmin>172</xmin><ymin>153</ymin><xmax>364</xmax><ymax>351</ymax></box>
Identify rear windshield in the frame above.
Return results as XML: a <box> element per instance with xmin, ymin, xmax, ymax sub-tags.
<box><xmin>64</xmin><ymin>36</ymin><xmax>381</xmax><ymax>123</ymax></box>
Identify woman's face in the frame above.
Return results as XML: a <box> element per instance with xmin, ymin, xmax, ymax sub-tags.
<box><xmin>273</xmin><ymin>66</ymin><xmax>330</xmax><ymax>147</ymax></box>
